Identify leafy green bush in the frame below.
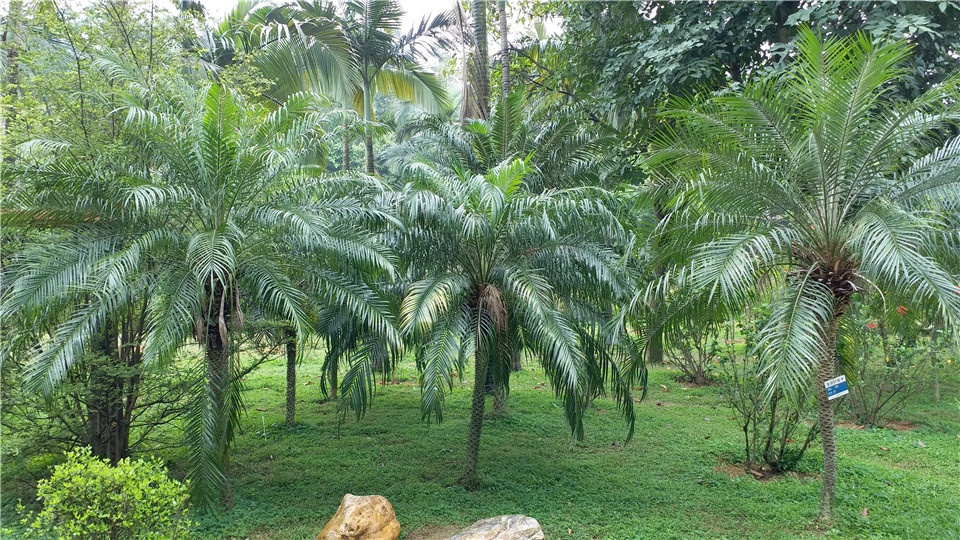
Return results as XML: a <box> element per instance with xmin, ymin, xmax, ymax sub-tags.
<box><xmin>840</xmin><ymin>297</ymin><xmax>948</xmax><ymax>427</ymax></box>
<box><xmin>18</xmin><ymin>447</ymin><xmax>192</xmax><ymax>539</ymax></box>
<box><xmin>717</xmin><ymin>310</ymin><xmax>819</xmax><ymax>474</ymax></box>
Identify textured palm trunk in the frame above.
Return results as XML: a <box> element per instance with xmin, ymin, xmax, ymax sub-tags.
<box><xmin>493</xmin><ymin>384</ymin><xmax>506</xmax><ymax>415</ymax></box>
<box><xmin>285</xmin><ymin>327</ymin><xmax>297</xmax><ymax>426</ymax></box>
<box><xmin>328</xmin><ymin>357</ymin><xmax>339</xmax><ymax>399</ymax></box>
<box><xmin>472</xmin><ymin>0</ymin><xmax>490</xmax><ymax>120</ymax></box>
<box><xmin>362</xmin><ymin>82</ymin><xmax>375</xmax><ymax>174</ymax></box>
<box><xmin>646</xmin><ymin>200</ymin><xmax>667</xmax><ymax>365</ymax></box>
<box><xmin>815</xmin><ymin>314</ymin><xmax>840</xmax><ymax>525</ymax></box>
<box><xmin>499</xmin><ymin>1</ymin><xmax>509</xmax><ymax>99</ymax></box>
<box><xmin>205</xmin><ymin>280</ymin><xmax>234</xmax><ymax>505</ymax></box>
<box><xmin>931</xmin><ymin>352</ymin><xmax>940</xmax><ymax>403</ymax></box>
<box><xmin>3</xmin><ymin>0</ymin><xmax>23</xmax><ymax>139</ymax></box>
<box><xmin>459</xmin><ymin>347</ymin><xmax>488</xmax><ymax>489</ymax></box>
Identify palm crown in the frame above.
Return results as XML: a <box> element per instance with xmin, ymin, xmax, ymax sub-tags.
<box><xmin>3</xmin><ymin>70</ymin><xmax>398</xmax><ymax>509</ymax></box>
<box><xmin>393</xmin><ymin>154</ymin><xmax>638</xmax><ymax>487</ymax></box>
<box><xmin>644</xmin><ymin>28</ymin><xmax>960</xmax><ymax>522</ymax></box>
<box><xmin>389</xmin><ymin>92</ymin><xmax>616</xmax><ymax>192</ymax></box>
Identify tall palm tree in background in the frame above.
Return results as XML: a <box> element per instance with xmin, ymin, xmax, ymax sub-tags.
<box><xmin>391</xmin><ymin>156</ymin><xmax>639</xmax><ymax>488</ymax></box>
<box><xmin>470</xmin><ymin>0</ymin><xmax>490</xmax><ymax>120</ymax></box>
<box><xmin>642</xmin><ymin>29</ymin><xmax>960</xmax><ymax>523</ymax></box>
<box><xmin>4</xmin><ymin>65</ymin><xmax>399</xmax><ymax>508</ymax></box>
<box><xmin>281</xmin><ymin>0</ymin><xmax>451</xmax><ymax>174</ymax></box>
<box><xmin>389</xmin><ymin>91</ymin><xmax>616</xmax><ymax>192</ymax></box>
<box><xmin>185</xmin><ymin>0</ymin><xmax>356</xmax><ymax>101</ymax></box>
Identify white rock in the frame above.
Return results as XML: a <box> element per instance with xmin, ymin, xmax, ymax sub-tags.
<box><xmin>447</xmin><ymin>515</ymin><xmax>544</xmax><ymax>540</ymax></box>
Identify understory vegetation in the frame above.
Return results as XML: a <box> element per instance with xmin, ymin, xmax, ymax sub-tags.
<box><xmin>2</xmin><ymin>0</ymin><xmax>960</xmax><ymax>538</ymax></box>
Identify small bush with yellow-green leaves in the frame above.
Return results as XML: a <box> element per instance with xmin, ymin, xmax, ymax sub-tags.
<box><xmin>18</xmin><ymin>447</ymin><xmax>192</xmax><ymax>539</ymax></box>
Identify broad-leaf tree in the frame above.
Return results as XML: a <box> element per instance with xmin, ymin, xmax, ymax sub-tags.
<box><xmin>643</xmin><ymin>29</ymin><xmax>960</xmax><ymax>523</ymax></box>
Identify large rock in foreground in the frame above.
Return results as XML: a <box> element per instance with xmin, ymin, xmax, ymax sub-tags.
<box><xmin>317</xmin><ymin>494</ymin><xmax>401</xmax><ymax>540</ymax></box>
<box><xmin>447</xmin><ymin>515</ymin><xmax>544</xmax><ymax>540</ymax></box>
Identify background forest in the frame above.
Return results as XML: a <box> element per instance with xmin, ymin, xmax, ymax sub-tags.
<box><xmin>2</xmin><ymin>1</ymin><xmax>959</xmax><ymax>539</ymax></box>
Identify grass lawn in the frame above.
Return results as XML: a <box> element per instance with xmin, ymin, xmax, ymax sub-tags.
<box><xmin>178</xmin><ymin>353</ymin><xmax>960</xmax><ymax>540</ymax></box>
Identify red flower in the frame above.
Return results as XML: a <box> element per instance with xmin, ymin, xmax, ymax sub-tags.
<box><xmin>896</xmin><ymin>305</ymin><xmax>908</xmax><ymax>315</ymax></box>
<box><xmin>864</xmin><ymin>322</ymin><xmax>877</xmax><ymax>330</ymax></box>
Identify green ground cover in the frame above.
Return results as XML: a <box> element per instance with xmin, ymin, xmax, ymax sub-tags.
<box><xmin>177</xmin><ymin>354</ymin><xmax>960</xmax><ymax>540</ymax></box>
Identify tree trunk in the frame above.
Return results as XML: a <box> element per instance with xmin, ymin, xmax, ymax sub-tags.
<box><xmin>499</xmin><ymin>0</ymin><xmax>509</xmax><ymax>99</ymax></box>
<box><xmin>471</xmin><ymin>0</ymin><xmax>490</xmax><ymax>120</ymax></box>
<box><xmin>493</xmin><ymin>385</ymin><xmax>506</xmax><ymax>415</ymax></box>
<box><xmin>815</xmin><ymin>314</ymin><xmax>840</xmax><ymax>525</ymax></box>
<box><xmin>86</xmin><ymin>318</ymin><xmax>133</xmax><ymax>464</ymax></box>
<box><xmin>459</xmin><ymin>348</ymin><xmax>488</xmax><ymax>489</ymax></box>
<box><xmin>342</xmin><ymin>128</ymin><xmax>351</xmax><ymax>171</ymax></box>
<box><xmin>3</xmin><ymin>0</ymin><xmax>23</xmax><ymax>140</ymax></box>
<box><xmin>510</xmin><ymin>347</ymin><xmax>521</xmax><ymax>372</ymax></box>
<box><xmin>328</xmin><ymin>356</ymin><xmax>339</xmax><ymax>399</ymax></box>
<box><xmin>204</xmin><ymin>280</ymin><xmax>234</xmax><ymax>506</ymax></box>
<box><xmin>285</xmin><ymin>327</ymin><xmax>297</xmax><ymax>426</ymax></box>
<box><xmin>931</xmin><ymin>351</ymin><xmax>939</xmax><ymax>403</ymax></box>
<box><xmin>362</xmin><ymin>82</ymin><xmax>375</xmax><ymax>174</ymax></box>
<box><xmin>646</xmin><ymin>198</ymin><xmax>667</xmax><ymax>365</ymax></box>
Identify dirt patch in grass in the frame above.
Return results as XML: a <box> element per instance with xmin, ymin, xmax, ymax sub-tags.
<box><xmin>405</xmin><ymin>524</ymin><xmax>461</xmax><ymax>540</ymax></box>
<box><xmin>714</xmin><ymin>460</ymin><xmax>747</xmax><ymax>479</ymax></box>
<box><xmin>678</xmin><ymin>378</ymin><xmax>720</xmax><ymax>388</ymax></box>
<box><xmin>881</xmin><ymin>420</ymin><xmax>916</xmax><ymax>431</ymax></box>
<box><xmin>835</xmin><ymin>419</ymin><xmax>916</xmax><ymax>431</ymax></box>
<box><xmin>714</xmin><ymin>458</ymin><xmax>815</xmax><ymax>482</ymax></box>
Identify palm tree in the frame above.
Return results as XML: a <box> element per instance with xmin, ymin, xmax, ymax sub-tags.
<box><xmin>389</xmin><ymin>91</ymin><xmax>616</xmax><ymax>193</ymax></box>
<box><xmin>273</xmin><ymin>0</ymin><xmax>451</xmax><ymax>174</ymax></box>
<box><xmin>642</xmin><ymin>29</ymin><xmax>960</xmax><ymax>523</ymax></box>
<box><xmin>4</xmin><ymin>69</ymin><xmax>398</xmax><ymax>508</ymax></box>
<box><xmin>391</xmin><ymin>155</ymin><xmax>639</xmax><ymax>488</ymax></box>
<box><xmin>388</xmin><ymin>93</ymin><xmax>618</xmax><ymax>411</ymax></box>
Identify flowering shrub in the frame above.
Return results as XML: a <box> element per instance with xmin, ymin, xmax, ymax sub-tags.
<box><xmin>841</xmin><ymin>298</ymin><xmax>948</xmax><ymax>426</ymax></box>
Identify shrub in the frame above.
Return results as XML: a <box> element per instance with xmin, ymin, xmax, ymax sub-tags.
<box><xmin>717</xmin><ymin>312</ymin><xmax>819</xmax><ymax>474</ymax></box>
<box><xmin>840</xmin><ymin>299</ymin><xmax>945</xmax><ymax>427</ymax></box>
<box><xmin>665</xmin><ymin>322</ymin><xmax>719</xmax><ymax>386</ymax></box>
<box><xmin>19</xmin><ymin>447</ymin><xmax>192</xmax><ymax>539</ymax></box>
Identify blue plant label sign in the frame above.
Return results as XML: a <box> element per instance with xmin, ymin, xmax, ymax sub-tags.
<box><xmin>825</xmin><ymin>375</ymin><xmax>849</xmax><ymax>400</ymax></box>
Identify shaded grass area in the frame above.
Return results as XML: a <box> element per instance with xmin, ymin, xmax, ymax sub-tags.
<box><xmin>185</xmin><ymin>356</ymin><xmax>960</xmax><ymax>540</ymax></box>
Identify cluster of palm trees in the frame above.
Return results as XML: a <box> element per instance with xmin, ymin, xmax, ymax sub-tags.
<box><xmin>3</xmin><ymin>1</ymin><xmax>959</xmax><ymax>527</ymax></box>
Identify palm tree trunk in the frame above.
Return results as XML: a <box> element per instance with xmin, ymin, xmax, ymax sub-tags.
<box><xmin>493</xmin><ymin>384</ymin><xmax>506</xmax><ymax>415</ymax></box>
<box><xmin>87</xmin><ymin>316</ymin><xmax>127</xmax><ymax>464</ymax></box>
<box><xmin>931</xmin><ymin>349</ymin><xmax>939</xmax><ymax>403</ymax></box>
<box><xmin>285</xmin><ymin>327</ymin><xmax>297</xmax><ymax>426</ymax></box>
<box><xmin>459</xmin><ymin>347</ymin><xmax>488</xmax><ymax>489</ymax></box>
<box><xmin>646</xmin><ymin>198</ymin><xmax>667</xmax><ymax>364</ymax></box>
<box><xmin>499</xmin><ymin>1</ymin><xmax>509</xmax><ymax>99</ymax></box>
<box><xmin>363</xmin><ymin>82</ymin><xmax>375</xmax><ymax>174</ymax></box>
<box><xmin>328</xmin><ymin>356</ymin><xmax>339</xmax><ymax>399</ymax></box>
<box><xmin>204</xmin><ymin>280</ymin><xmax>234</xmax><ymax>506</ymax></box>
<box><xmin>471</xmin><ymin>0</ymin><xmax>489</xmax><ymax>120</ymax></box>
<box><xmin>815</xmin><ymin>314</ymin><xmax>839</xmax><ymax>525</ymax></box>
